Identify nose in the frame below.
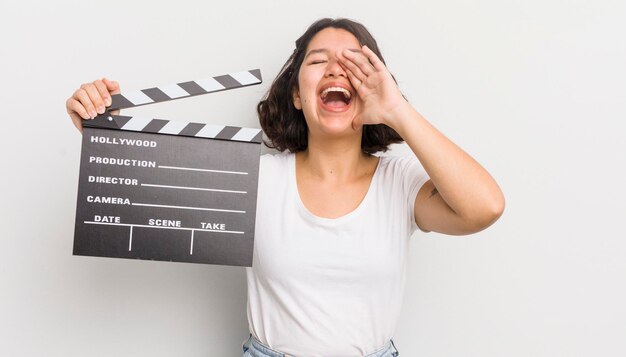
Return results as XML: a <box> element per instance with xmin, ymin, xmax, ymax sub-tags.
<box><xmin>325</xmin><ymin>58</ymin><xmax>346</xmax><ymax>78</ymax></box>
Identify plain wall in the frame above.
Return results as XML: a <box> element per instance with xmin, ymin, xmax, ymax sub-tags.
<box><xmin>1</xmin><ymin>0</ymin><xmax>624</xmax><ymax>356</ymax></box>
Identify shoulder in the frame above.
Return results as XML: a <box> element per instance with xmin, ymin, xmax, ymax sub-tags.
<box><xmin>257</xmin><ymin>152</ymin><xmax>293</xmax><ymax>206</ymax></box>
<box><xmin>259</xmin><ymin>152</ymin><xmax>293</xmax><ymax>184</ymax></box>
<box><xmin>377</xmin><ymin>154</ymin><xmax>425</xmax><ymax>178</ymax></box>
<box><xmin>260</xmin><ymin>152</ymin><xmax>292</xmax><ymax>171</ymax></box>
<box><xmin>376</xmin><ymin>154</ymin><xmax>430</xmax><ymax>201</ymax></box>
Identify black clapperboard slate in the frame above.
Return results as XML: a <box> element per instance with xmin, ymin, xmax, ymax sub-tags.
<box><xmin>74</xmin><ymin>69</ymin><xmax>262</xmax><ymax>267</ymax></box>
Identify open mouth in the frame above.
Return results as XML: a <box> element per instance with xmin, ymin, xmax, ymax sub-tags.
<box><xmin>320</xmin><ymin>86</ymin><xmax>352</xmax><ymax>109</ymax></box>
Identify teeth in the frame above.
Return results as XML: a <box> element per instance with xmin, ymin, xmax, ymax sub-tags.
<box><xmin>321</xmin><ymin>87</ymin><xmax>351</xmax><ymax>100</ymax></box>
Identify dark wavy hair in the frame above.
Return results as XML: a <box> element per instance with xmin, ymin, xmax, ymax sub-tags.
<box><xmin>257</xmin><ymin>18</ymin><xmax>404</xmax><ymax>154</ymax></box>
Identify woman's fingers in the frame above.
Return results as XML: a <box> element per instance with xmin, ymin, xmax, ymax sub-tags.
<box><xmin>103</xmin><ymin>78</ymin><xmax>121</xmax><ymax>95</ymax></box>
<box><xmin>102</xmin><ymin>78</ymin><xmax>121</xmax><ymax>115</ymax></box>
<box><xmin>339</xmin><ymin>46</ymin><xmax>389</xmax><ymax>87</ymax></box>
<box><xmin>66</xmin><ymin>97</ymin><xmax>90</xmax><ymax>120</ymax></box>
<box><xmin>361</xmin><ymin>45</ymin><xmax>386</xmax><ymax>72</ymax></box>
<box><xmin>66</xmin><ymin>97</ymin><xmax>88</xmax><ymax>132</ymax></box>
<box><xmin>81</xmin><ymin>82</ymin><xmax>106</xmax><ymax>115</ymax></box>
<box><xmin>93</xmin><ymin>79</ymin><xmax>112</xmax><ymax>107</ymax></box>
<box><xmin>340</xmin><ymin>48</ymin><xmax>375</xmax><ymax>80</ymax></box>
<box><xmin>342</xmin><ymin>64</ymin><xmax>363</xmax><ymax>92</ymax></box>
<box><xmin>67</xmin><ymin>78</ymin><xmax>122</xmax><ymax>132</ymax></box>
<box><xmin>72</xmin><ymin>87</ymin><xmax>97</xmax><ymax>119</ymax></box>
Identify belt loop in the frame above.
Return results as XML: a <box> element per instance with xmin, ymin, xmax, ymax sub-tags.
<box><xmin>390</xmin><ymin>339</ymin><xmax>399</xmax><ymax>356</ymax></box>
<box><xmin>242</xmin><ymin>333</ymin><xmax>252</xmax><ymax>353</ymax></box>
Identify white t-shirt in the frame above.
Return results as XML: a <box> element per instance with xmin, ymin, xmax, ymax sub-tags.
<box><xmin>246</xmin><ymin>152</ymin><xmax>430</xmax><ymax>356</ymax></box>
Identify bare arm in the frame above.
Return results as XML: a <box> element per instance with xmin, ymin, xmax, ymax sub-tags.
<box><xmin>392</xmin><ymin>104</ymin><xmax>505</xmax><ymax>235</ymax></box>
<box><xmin>339</xmin><ymin>46</ymin><xmax>505</xmax><ymax>235</ymax></box>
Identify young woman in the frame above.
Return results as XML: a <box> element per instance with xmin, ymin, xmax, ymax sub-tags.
<box><xmin>66</xmin><ymin>18</ymin><xmax>504</xmax><ymax>357</ymax></box>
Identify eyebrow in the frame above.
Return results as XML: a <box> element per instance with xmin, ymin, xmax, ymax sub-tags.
<box><xmin>304</xmin><ymin>48</ymin><xmax>363</xmax><ymax>59</ymax></box>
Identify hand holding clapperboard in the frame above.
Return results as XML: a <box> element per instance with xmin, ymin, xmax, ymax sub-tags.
<box><xmin>73</xmin><ymin>70</ymin><xmax>263</xmax><ymax>267</ymax></box>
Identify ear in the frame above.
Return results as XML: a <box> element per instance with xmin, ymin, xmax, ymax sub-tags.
<box><xmin>292</xmin><ymin>88</ymin><xmax>302</xmax><ymax>110</ymax></box>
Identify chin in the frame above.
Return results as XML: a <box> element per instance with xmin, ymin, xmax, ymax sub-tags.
<box><xmin>303</xmin><ymin>106</ymin><xmax>360</xmax><ymax>138</ymax></box>
<box><xmin>316</xmin><ymin>118</ymin><xmax>358</xmax><ymax>137</ymax></box>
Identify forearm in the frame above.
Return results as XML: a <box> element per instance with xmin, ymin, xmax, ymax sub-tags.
<box><xmin>388</xmin><ymin>102</ymin><xmax>505</xmax><ymax>223</ymax></box>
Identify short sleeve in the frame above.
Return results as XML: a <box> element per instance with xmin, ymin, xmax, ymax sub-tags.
<box><xmin>399</xmin><ymin>156</ymin><xmax>431</xmax><ymax>233</ymax></box>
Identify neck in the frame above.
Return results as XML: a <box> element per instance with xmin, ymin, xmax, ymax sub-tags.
<box><xmin>297</xmin><ymin>133</ymin><xmax>371</xmax><ymax>180</ymax></box>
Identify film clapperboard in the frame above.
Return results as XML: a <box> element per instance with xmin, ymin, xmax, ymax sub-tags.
<box><xmin>74</xmin><ymin>69</ymin><xmax>263</xmax><ymax>267</ymax></box>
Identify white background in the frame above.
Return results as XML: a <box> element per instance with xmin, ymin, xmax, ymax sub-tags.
<box><xmin>1</xmin><ymin>0</ymin><xmax>624</xmax><ymax>356</ymax></box>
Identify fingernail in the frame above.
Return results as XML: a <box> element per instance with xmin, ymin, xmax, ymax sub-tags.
<box><xmin>97</xmin><ymin>106</ymin><xmax>105</xmax><ymax>114</ymax></box>
<box><xmin>90</xmin><ymin>110</ymin><xmax>97</xmax><ymax>118</ymax></box>
<box><xmin>104</xmin><ymin>98</ymin><xmax>111</xmax><ymax>106</ymax></box>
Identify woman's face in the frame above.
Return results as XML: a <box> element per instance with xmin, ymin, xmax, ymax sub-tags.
<box><xmin>293</xmin><ymin>27</ymin><xmax>362</xmax><ymax>138</ymax></box>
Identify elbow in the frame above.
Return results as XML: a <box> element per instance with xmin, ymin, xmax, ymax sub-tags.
<box><xmin>465</xmin><ymin>195</ymin><xmax>506</xmax><ymax>234</ymax></box>
<box><xmin>484</xmin><ymin>197</ymin><xmax>505</xmax><ymax>228</ymax></box>
<box><xmin>488</xmin><ymin>192</ymin><xmax>506</xmax><ymax>223</ymax></box>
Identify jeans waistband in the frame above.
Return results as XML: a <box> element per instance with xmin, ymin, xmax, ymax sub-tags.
<box><xmin>242</xmin><ymin>334</ymin><xmax>399</xmax><ymax>357</ymax></box>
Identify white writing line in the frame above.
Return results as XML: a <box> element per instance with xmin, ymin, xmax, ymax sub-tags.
<box><xmin>158</xmin><ymin>165</ymin><xmax>248</xmax><ymax>175</ymax></box>
<box><xmin>129</xmin><ymin>226</ymin><xmax>133</xmax><ymax>251</ymax></box>
<box><xmin>141</xmin><ymin>183</ymin><xmax>247</xmax><ymax>194</ymax></box>
<box><xmin>190</xmin><ymin>230</ymin><xmax>194</xmax><ymax>255</ymax></box>
<box><xmin>131</xmin><ymin>202</ymin><xmax>245</xmax><ymax>214</ymax></box>
<box><xmin>83</xmin><ymin>221</ymin><xmax>244</xmax><ymax>234</ymax></box>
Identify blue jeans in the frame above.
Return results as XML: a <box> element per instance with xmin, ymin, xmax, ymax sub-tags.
<box><xmin>242</xmin><ymin>334</ymin><xmax>399</xmax><ymax>357</ymax></box>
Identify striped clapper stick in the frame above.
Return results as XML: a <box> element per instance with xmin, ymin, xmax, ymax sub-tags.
<box><xmin>73</xmin><ymin>69</ymin><xmax>262</xmax><ymax>267</ymax></box>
